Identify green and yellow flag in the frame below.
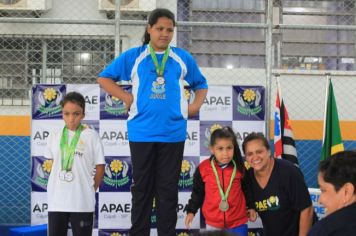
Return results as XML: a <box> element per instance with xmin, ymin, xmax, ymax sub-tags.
<box><xmin>321</xmin><ymin>78</ymin><xmax>344</xmax><ymax>161</ymax></box>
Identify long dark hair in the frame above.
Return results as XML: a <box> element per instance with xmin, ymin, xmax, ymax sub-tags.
<box><xmin>142</xmin><ymin>8</ymin><xmax>176</xmax><ymax>45</ymax></box>
<box><xmin>210</xmin><ymin>126</ymin><xmax>244</xmax><ymax>173</ymax></box>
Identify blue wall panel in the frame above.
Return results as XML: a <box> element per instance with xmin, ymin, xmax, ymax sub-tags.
<box><xmin>0</xmin><ymin>136</ymin><xmax>30</xmax><ymax>225</ymax></box>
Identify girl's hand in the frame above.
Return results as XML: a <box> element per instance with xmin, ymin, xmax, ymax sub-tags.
<box><xmin>185</xmin><ymin>213</ymin><xmax>195</xmax><ymax>229</ymax></box>
<box><xmin>123</xmin><ymin>93</ymin><xmax>133</xmax><ymax>113</ymax></box>
<box><xmin>247</xmin><ymin>209</ymin><xmax>257</xmax><ymax>222</ymax></box>
<box><xmin>188</xmin><ymin>103</ymin><xmax>200</xmax><ymax>117</ymax></box>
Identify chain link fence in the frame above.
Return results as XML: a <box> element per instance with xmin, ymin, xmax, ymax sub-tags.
<box><xmin>1</xmin><ymin>0</ymin><xmax>356</xmax><ymax>226</ymax></box>
<box><xmin>0</xmin><ymin>136</ymin><xmax>30</xmax><ymax>225</ymax></box>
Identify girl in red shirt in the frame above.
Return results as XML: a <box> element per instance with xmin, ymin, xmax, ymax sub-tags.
<box><xmin>185</xmin><ymin>126</ymin><xmax>256</xmax><ymax>235</ymax></box>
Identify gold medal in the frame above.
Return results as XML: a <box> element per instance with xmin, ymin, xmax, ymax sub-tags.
<box><xmin>219</xmin><ymin>200</ymin><xmax>229</xmax><ymax>212</ymax></box>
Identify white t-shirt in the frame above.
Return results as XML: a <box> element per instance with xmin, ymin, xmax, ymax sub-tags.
<box><xmin>44</xmin><ymin>127</ymin><xmax>105</xmax><ymax>212</ymax></box>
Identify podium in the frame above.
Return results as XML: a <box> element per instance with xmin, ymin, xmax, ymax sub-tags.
<box><xmin>9</xmin><ymin>224</ymin><xmax>47</xmax><ymax>236</ymax></box>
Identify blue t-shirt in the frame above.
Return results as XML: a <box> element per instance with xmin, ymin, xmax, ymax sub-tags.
<box><xmin>99</xmin><ymin>45</ymin><xmax>208</xmax><ymax>142</ymax></box>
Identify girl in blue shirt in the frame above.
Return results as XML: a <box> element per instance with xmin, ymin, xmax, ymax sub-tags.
<box><xmin>98</xmin><ymin>8</ymin><xmax>208</xmax><ymax>236</ymax></box>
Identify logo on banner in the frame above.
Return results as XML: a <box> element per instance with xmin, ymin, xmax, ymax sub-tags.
<box><xmin>177</xmin><ymin>233</ymin><xmax>189</xmax><ymax>236</ymax></box>
<box><xmin>233</xmin><ymin>86</ymin><xmax>265</xmax><ymax>121</ymax></box>
<box><xmin>100</xmin><ymin>86</ymin><xmax>131</xmax><ymax>119</ymax></box>
<box><xmin>103</xmin><ymin>159</ymin><xmax>130</xmax><ymax>189</ymax></box>
<box><xmin>100</xmin><ymin>203</ymin><xmax>131</xmax><ymax>213</ymax></box>
<box><xmin>203</xmin><ymin>95</ymin><xmax>231</xmax><ymax>107</ymax></box>
<box><xmin>184</xmin><ymin>121</ymin><xmax>200</xmax><ymax>156</ymax></box>
<box><xmin>84</xmin><ymin>94</ymin><xmax>98</xmax><ymax>105</ymax></box>
<box><xmin>186</xmin><ymin>130</ymin><xmax>198</xmax><ymax>146</ymax></box>
<box><xmin>248</xmin><ymin>228</ymin><xmax>264</xmax><ymax>236</ymax></box>
<box><xmin>32</xmin><ymin>201</ymin><xmax>48</xmax><ymax>223</ymax></box>
<box><xmin>237</xmin><ymin>88</ymin><xmax>262</xmax><ymax>116</ymax></box>
<box><xmin>177</xmin><ymin>203</ymin><xmax>189</xmax><ymax>214</ymax></box>
<box><xmin>104</xmin><ymin>94</ymin><xmax>126</xmax><ymax>116</ymax></box>
<box><xmin>98</xmin><ymin>192</ymin><xmax>132</xmax><ymax>228</ymax></box>
<box><xmin>111</xmin><ymin>233</ymin><xmax>125</xmax><ymax>236</ymax></box>
<box><xmin>101</xmin><ymin>130</ymin><xmax>128</xmax><ymax>145</ymax></box>
<box><xmin>178</xmin><ymin>160</ymin><xmax>196</xmax><ymax>190</ymax></box>
<box><xmin>31</xmin><ymin>192</ymin><xmax>49</xmax><ymax>224</ymax></box>
<box><xmin>176</xmin><ymin>230</ymin><xmax>199</xmax><ymax>235</ymax></box>
<box><xmin>36</xmin><ymin>159</ymin><xmax>52</xmax><ymax>186</ymax></box>
<box><xmin>100</xmin><ymin>121</ymin><xmax>130</xmax><ymax>156</ymax></box>
<box><xmin>37</xmin><ymin>88</ymin><xmax>62</xmax><ymax>116</ymax></box>
<box><xmin>235</xmin><ymin>131</ymin><xmax>264</xmax><ymax>144</ymax></box>
<box><xmin>98</xmin><ymin>230</ymin><xmax>129</xmax><ymax>236</ymax></box>
<box><xmin>33</xmin><ymin>131</ymin><xmax>50</xmax><ymax>144</ymax></box>
<box><xmin>33</xmin><ymin>203</ymin><xmax>48</xmax><ymax>213</ymax></box>
<box><xmin>32</xmin><ymin>157</ymin><xmax>53</xmax><ymax>191</ymax></box>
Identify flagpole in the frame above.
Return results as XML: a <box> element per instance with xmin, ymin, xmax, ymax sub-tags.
<box><xmin>322</xmin><ymin>73</ymin><xmax>331</xmax><ymax>147</ymax></box>
<box><xmin>276</xmin><ymin>74</ymin><xmax>282</xmax><ymax>100</ymax></box>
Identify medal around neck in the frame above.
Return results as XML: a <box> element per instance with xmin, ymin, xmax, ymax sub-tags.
<box><xmin>219</xmin><ymin>200</ymin><xmax>229</xmax><ymax>212</ymax></box>
<box><xmin>156</xmin><ymin>76</ymin><xmax>165</xmax><ymax>85</ymax></box>
<box><xmin>149</xmin><ymin>42</ymin><xmax>170</xmax><ymax>83</ymax></box>
<box><xmin>59</xmin><ymin>170</ymin><xmax>74</xmax><ymax>182</ymax></box>
<box><xmin>211</xmin><ymin>158</ymin><xmax>237</xmax><ymax>212</ymax></box>
<box><xmin>59</xmin><ymin>170</ymin><xmax>66</xmax><ymax>181</ymax></box>
<box><xmin>64</xmin><ymin>171</ymin><xmax>74</xmax><ymax>182</ymax></box>
<box><xmin>60</xmin><ymin>125</ymin><xmax>83</xmax><ymax>182</ymax></box>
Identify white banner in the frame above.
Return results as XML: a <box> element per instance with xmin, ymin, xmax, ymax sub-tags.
<box><xmin>98</xmin><ymin>192</ymin><xmax>132</xmax><ymax>229</ymax></box>
<box><xmin>177</xmin><ymin>192</ymin><xmax>200</xmax><ymax>229</ymax></box>
<box><xmin>184</xmin><ymin>121</ymin><xmax>200</xmax><ymax>156</ymax></box>
<box><xmin>200</xmin><ymin>86</ymin><xmax>233</xmax><ymax>121</ymax></box>
<box><xmin>232</xmin><ymin>120</ymin><xmax>266</xmax><ymax>152</ymax></box>
<box><xmin>31</xmin><ymin>120</ymin><xmax>64</xmax><ymax>156</ymax></box>
<box><xmin>67</xmin><ymin>84</ymin><xmax>100</xmax><ymax>121</ymax></box>
<box><xmin>31</xmin><ymin>192</ymin><xmax>48</xmax><ymax>226</ymax></box>
<box><xmin>100</xmin><ymin>120</ymin><xmax>130</xmax><ymax>156</ymax></box>
<box><xmin>31</xmin><ymin>84</ymin><xmax>266</xmax><ymax>234</ymax></box>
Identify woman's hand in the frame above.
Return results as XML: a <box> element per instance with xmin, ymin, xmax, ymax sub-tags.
<box><xmin>247</xmin><ymin>209</ymin><xmax>257</xmax><ymax>222</ymax></box>
<box><xmin>185</xmin><ymin>213</ymin><xmax>195</xmax><ymax>229</ymax></box>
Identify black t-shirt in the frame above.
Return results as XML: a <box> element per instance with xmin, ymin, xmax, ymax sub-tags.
<box><xmin>248</xmin><ymin>159</ymin><xmax>312</xmax><ymax>236</ymax></box>
<box><xmin>308</xmin><ymin>202</ymin><xmax>356</xmax><ymax>236</ymax></box>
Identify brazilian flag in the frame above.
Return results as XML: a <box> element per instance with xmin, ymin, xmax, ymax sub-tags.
<box><xmin>321</xmin><ymin>78</ymin><xmax>344</xmax><ymax>161</ymax></box>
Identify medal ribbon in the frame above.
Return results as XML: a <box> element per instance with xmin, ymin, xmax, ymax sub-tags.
<box><xmin>211</xmin><ymin>158</ymin><xmax>236</xmax><ymax>202</ymax></box>
<box><xmin>148</xmin><ymin>42</ymin><xmax>170</xmax><ymax>77</ymax></box>
<box><xmin>60</xmin><ymin>124</ymin><xmax>83</xmax><ymax>171</ymax></box>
